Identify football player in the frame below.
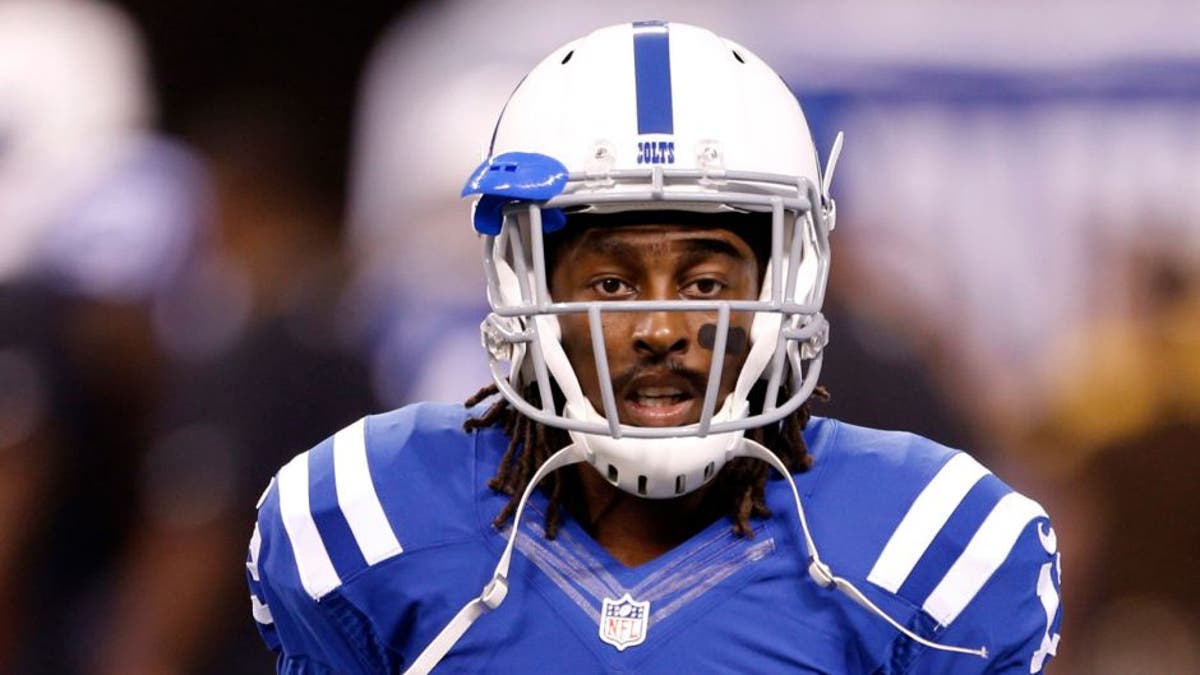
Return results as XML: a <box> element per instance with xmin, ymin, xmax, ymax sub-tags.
<box><xmin>248</xmin><ymin>21</ymin><xmax>1062</xmax><ymax>673</ymax></box>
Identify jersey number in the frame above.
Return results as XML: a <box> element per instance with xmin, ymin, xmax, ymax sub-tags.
<box><xmin>1030</xmin><ymin>522</ymin><xmax>1061</xmax><ymax>673</ymax></box>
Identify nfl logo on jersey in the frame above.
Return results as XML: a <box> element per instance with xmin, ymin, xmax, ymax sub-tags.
<box><xmin>599</xmin><ymin>593</ymin><xmax>650</xmax><ymax>651</ymax></box>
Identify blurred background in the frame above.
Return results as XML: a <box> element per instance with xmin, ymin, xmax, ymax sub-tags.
<box><xmin>0</xmin><ymin>1</ymin><xmax>1196</xmax><ymax>673</ymax></box>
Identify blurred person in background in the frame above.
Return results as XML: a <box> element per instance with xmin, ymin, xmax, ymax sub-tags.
<box><xmin>0</xmin><ymin>1</ymin><xmax>212</xmax><ymax>671</ymax></box>
<box><xmin>815</xmin><ymin>249</ymin><xmax>978</xmax><ymax>453</ymax></box>
<box><xmin>92</xmin><ymin>99</ymin><xmax>381</xmax><ymax>675</ymax></box>
<box><xmin>1023</xmin><ymin>244</ymin><xmax>1200</xmax><ymax>674</ymax></box>
<box><xmin>0</xmin><ymin>1</ymin><xmax>380</xmax><ymax>673</ymax></box>
<box><xmin>345</xmin><ymin>5</ymin><xmax>528</xmax><ymax>406</ymax></box>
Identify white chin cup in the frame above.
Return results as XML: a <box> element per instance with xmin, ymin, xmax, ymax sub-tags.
<box><xmin>536</xmin><ymin>309</ymin><xmax>757</xmax><ymax>499</ymax></box>
<box><xmin>565</xmin><ymin>396</ymin><xmax>749</xmax><ymax>500</ymax></box>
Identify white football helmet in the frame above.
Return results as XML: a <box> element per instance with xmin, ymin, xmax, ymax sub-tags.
<box><xmin>463</xmin><ymin>20</ymin><xmax>836</xmax><ymax>499</ymax></box>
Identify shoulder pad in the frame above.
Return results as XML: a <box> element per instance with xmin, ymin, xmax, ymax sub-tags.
<box><xmin>805</xmin><ymin>421</ymin><xmax>1051</xmax><ymax>628</ymax></box>
<box><xmin>259</xmin><ymin>403</ymin><xmax>479</xmax><ymax>601</ymax></box>
<box><xmin>271</xmin><ymin>416</ymin><xmax>402</xmax><ymax>600</ymax></box>
<box><xmin>862</xmin><ymin>449</ymin><xmax>1048</xmax><ymax>628</ymax></box>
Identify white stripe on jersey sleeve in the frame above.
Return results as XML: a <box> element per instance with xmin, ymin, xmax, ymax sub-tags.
<box><xmin>923</xmin><ymin>492</ymin><xmax>1047</xmax><ymax>626</ymax></box>
<box><xmin>247</xmin><ymin>523</ymin><xmax>263</xmax><ymax>582</ymax></box>
<box><xmin>278</xmin><ymin>452</ymin><xmax>342</xmax><ymax>599</ymax></box>
<box><xmin>868</xmin><ymin>453</ymin><xmax>990</xmax><ymax>593</ymax></box>
<box><xmin>251</xmin><ymin>594</ymin><xmax>275</xmax><ymax>625</ymax></box>
<box><xmin>334</xmin><ymin>418</ymin><xmax>403</xmax><ymax>564</ymax></box>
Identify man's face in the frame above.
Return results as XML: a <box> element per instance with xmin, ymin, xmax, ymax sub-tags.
<box><xmin>549</xmin><ymin>222</ymin><xmax>760</xmax><ymax>427</ymax></box>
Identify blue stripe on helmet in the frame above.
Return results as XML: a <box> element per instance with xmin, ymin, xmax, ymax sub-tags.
<box><xmin>632</xmin><ymin>20</ymin><xmax>673</xmax><ymax>135</ymax></box>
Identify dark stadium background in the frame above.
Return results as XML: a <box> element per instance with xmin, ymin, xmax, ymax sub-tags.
<box><xmin>116</xmin><ymin>1</ymin><xmax>408</xmax><ymax>216</ymax></box>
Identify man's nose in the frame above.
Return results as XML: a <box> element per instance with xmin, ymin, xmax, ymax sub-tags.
<box><xmin>632</xmin><ymin>310</ymin><xmax>690</xmax><ymax>359</ymax></box>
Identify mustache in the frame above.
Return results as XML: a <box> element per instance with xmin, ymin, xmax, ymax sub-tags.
<box><xmin>608</xmin><ymin>360</ymin><xmax>709</xmax><ymax>394</ymax></box>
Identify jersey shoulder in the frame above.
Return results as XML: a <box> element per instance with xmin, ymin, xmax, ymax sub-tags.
<box><xmin>798</xmin><ymin>418</ymin><xmax>1062</xmax><ymax>671</ymax></box>
<box><xmin>256</xmin><ymin>401</ymin><xmax>482</xmax><ymax>598</ymax></box>
<box><xmin>246</xmin><ymin>402</ymin><xmax>491</xmax><ymax>667</ymax></box>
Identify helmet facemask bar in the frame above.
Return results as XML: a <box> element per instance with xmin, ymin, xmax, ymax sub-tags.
<box><xmin>479</xmin><ymin>167</ymin><xmax>831</xmax><ymax>442</ymax></box>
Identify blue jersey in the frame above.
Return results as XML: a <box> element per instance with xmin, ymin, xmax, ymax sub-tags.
<box><xmin>246</xmin><ymin>403</ymin><xmax>1062</xmax><ymax>673</ymax></box>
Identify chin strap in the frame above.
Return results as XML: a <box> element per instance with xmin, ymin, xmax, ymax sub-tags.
<box><xmin>403</xmin><ymin>444</ymin><xmax>587</xmax><ymax>675</ymax></box>
<box><xmin>737</xmin><ymin>438</ymin><xmax>989</xmax><ymax>660</ymax></box>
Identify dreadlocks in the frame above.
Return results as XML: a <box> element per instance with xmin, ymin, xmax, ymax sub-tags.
<box><xmin>463</xmin><ymin>378</ymin><xmax>828</xmax><ymax>540</ymax></box>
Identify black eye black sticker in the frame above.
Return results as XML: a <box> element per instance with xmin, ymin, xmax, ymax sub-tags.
<box><xmin>698</xmin><ymin>324</ymin><xmax>748</xmax><ymax>356</ymax></box>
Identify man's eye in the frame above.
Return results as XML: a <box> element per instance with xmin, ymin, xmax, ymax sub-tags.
<box><xmin>685</xmin><ymin>278</ymin><xmax>726</xmax><ymax>297</ymax></box>
<box><xmin>594</xmin><ymin>278</ymin><xmax>632</xmax><ymax>296</ymax></box>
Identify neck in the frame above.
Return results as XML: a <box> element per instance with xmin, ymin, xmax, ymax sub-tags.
<box><xmin>567</xmin><ymin>465</ymin><xmax>722</xmax><ymax>567</ymax></box>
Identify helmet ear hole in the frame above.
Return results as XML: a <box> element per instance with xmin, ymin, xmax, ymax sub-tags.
<box><xmin>637</xmin><ymin>475</ymin><xmax>649</xmax><ymax>496</ymax></box>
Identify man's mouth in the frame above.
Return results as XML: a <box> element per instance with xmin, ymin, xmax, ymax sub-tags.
<box><xmin>630</xmin><ymin>387</ymin><xmax>691</xmax><ymax>407</ymax></box>
<box><xmin>619</xmin><ymin>376</ymin><xmax>701</xmax><ymax>427</ymax></box>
